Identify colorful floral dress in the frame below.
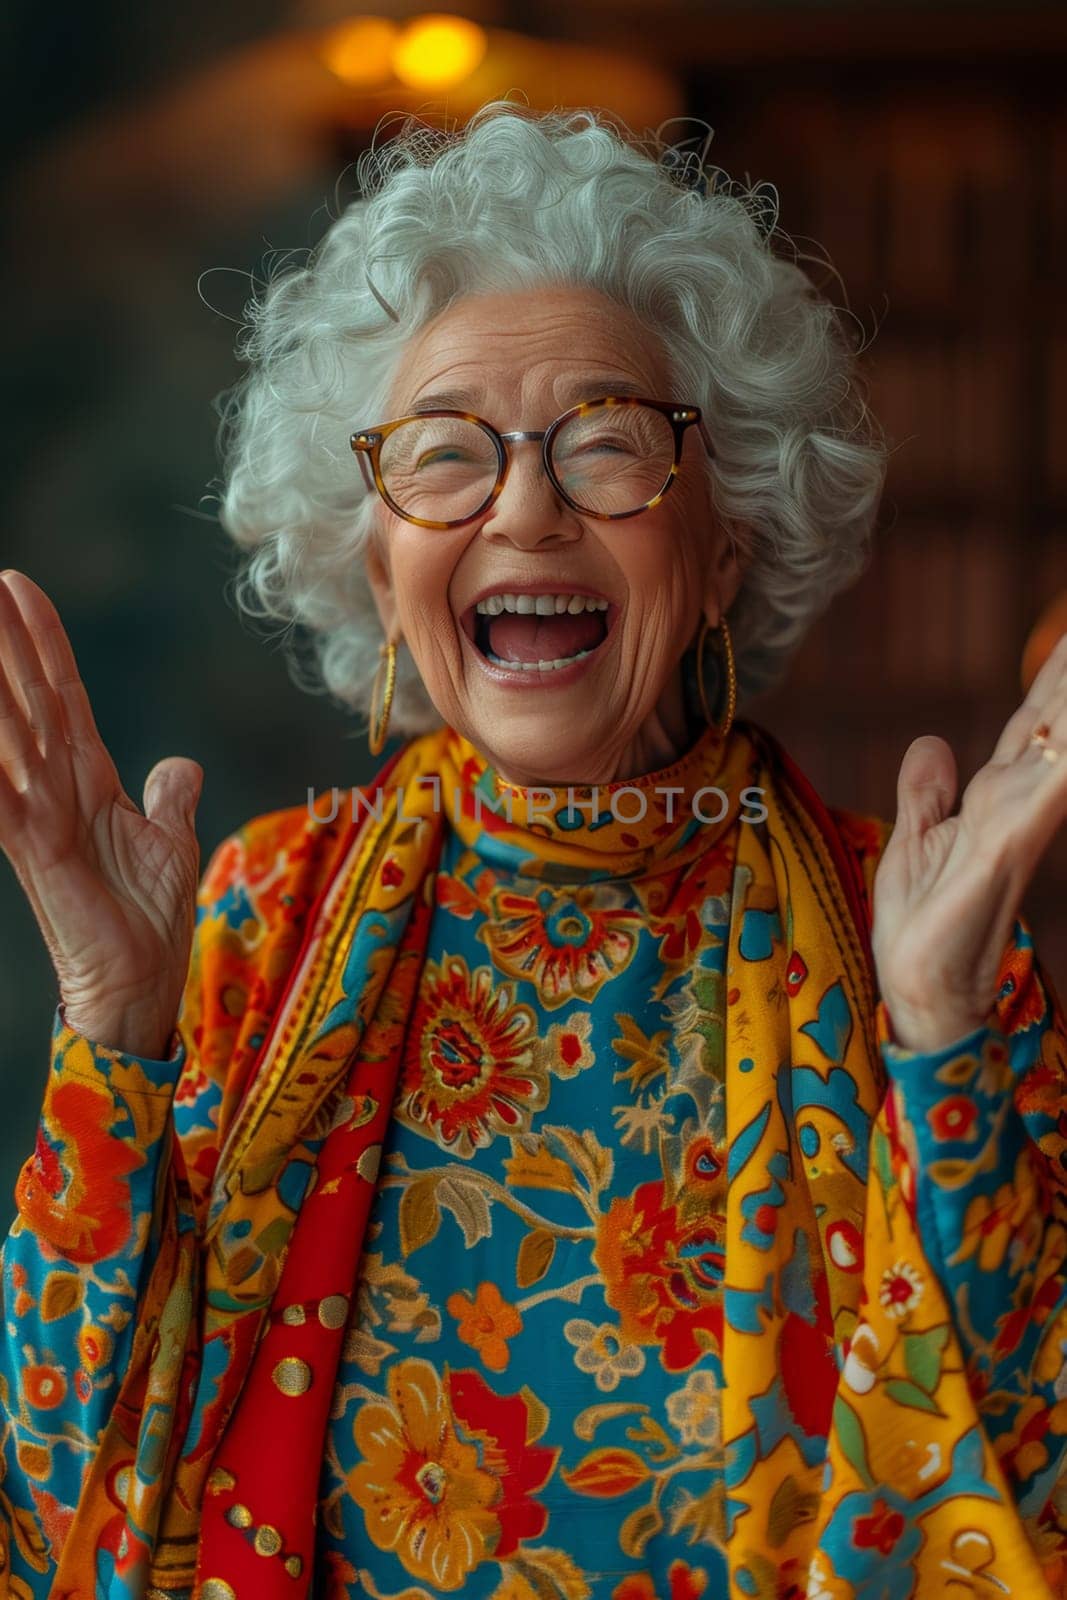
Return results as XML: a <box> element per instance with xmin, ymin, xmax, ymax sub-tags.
<box><xmin>2</xmin><ymin>719</ymin><xmax>1066</xmax><ymax>1599</ymax></box>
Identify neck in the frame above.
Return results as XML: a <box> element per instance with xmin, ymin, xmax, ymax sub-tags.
<box><xmin>491</xmin><ymin>660</ymin><xmax>704</xmax><ymax>789</ymax></box>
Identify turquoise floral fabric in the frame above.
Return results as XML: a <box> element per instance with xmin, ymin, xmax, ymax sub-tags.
<box><xmin>1</xmin><ymin>723</ymin><xmax>1066</xmax><ymax>1598</ymax></box>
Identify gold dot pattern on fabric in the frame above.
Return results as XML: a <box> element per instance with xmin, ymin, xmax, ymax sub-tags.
<box><xmin>207</xmin><ymin>1467</ymin><xmax>236</xmax><ymax>1493</ymax></box>
<box><xmin>253</xmin><ymin>1523</ymin><xmax>284</xmax><ymax>1557</ymax></box>
<box><xmin>284</xmin><ymin>1555</ymin><xmax>303</xmax><ymax>1578</ymax></box>
<box><xmin>201</xmin><ymin>1583</ymin><xmax>237</xmax><ymax>1600</ymax></box>
<box><xmin>317</xmin><ymin>1294</ymin><xmax>349</xmax><ymax>1329</ymax></box>
<box><xmin>272</xmin><ymin>1356</ymin><xmax>312</xmax><ymax>1395</ymax></box>
<box><xmin>225</xmin><ymin>1503</ymin><xmax>253</xmax><ymax>1529</ymax></box>
<box><xmin>280</xmin><ymin>1303</ymin><xmax>307</xmax><ymax>1326</ymax></box>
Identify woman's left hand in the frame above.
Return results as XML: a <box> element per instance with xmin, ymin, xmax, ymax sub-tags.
<box><xmin>871</xmin><ymin>632</ymin><xmax>1067</xmax><ymax>1053</ymax></box>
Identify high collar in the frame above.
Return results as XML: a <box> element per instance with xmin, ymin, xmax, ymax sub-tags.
<box><xmin>434</xmin><ymin>718</ymin><xmax>762</xmax><ymax>881</ymax></box>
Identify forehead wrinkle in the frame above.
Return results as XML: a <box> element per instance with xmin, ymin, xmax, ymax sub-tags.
<box><xmin>390</xmin><ymin>295</ymin><xmax>669</xmax><ymax>422</ymax></box>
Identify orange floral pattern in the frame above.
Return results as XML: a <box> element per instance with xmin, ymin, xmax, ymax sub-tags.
<box><xmin>447</xmin><ymin>1283</ymin><xmax>523</xmax><ymax>1371</ymax></box>
<box><xmin>347</xmin><ymin>1359</ymin><xmax>557</xmax><ymax>1590</ymax></box>
<box><xmin>398</xmin><ymin>956</ymin><xmax>547</xmax><ymax>1157</ymax></box>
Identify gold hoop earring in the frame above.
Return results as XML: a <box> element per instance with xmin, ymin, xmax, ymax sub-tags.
<box><xmin>368</xmin><ymin>639</ymin><xmax>397</xmax><ymax>755</ymax></box>
<box><xmin>695</xmin><ymin>615</ymin><xmax>737</xmax><ymax>741</ymax></box>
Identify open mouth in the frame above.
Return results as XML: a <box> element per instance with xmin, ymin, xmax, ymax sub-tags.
<box><xmin>463</xmin><ymin>591</ymin><xmax>614</xmax><ymax>673</ymax></box>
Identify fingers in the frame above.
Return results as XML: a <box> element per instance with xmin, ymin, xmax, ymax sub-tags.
<box><xmin>893</xmin><ymin>734</ymin><xmax>958</xmax><ymax>842</ymax></box>
<box><xmin>991</xmin><ymin>629</ymin><xmax>1067</xmax><ymax>765</ymax></box>
<box><xmin>962</xmin><ymin>637</ymin><xmax>1067</xmax><ymax>893</ymax></box>
<box><xmin>143</xmin><ymin>757</ymin><xmax>203</xmax><ymax>836</ymax></box>
<box><xmin>0</xmin><ymin>570</ymin><xmax>112</xmax><ymax>772</ymax></box>
<box><xmin>0</xmin><ymin>571</ymin><xmax>64</xmax><ymax>789</ymax></box>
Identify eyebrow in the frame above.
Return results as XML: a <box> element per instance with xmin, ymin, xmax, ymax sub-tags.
<box><xmin>406</xmin><ymin>377</ymin><xmax>649</xmax><ymax>414</ymax></box>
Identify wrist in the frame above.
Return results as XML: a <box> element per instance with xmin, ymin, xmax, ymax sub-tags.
<box><xmin>880</xmin><ymin>995</ymin><xmax>992</xmax><ymax>1055</ymax></box>
<box><xmin>58</xmin><ymin>997</ymin><xmax>176</xmax><ymax>1061</ymax></box>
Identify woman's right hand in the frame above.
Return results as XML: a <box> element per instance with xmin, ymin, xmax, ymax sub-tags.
<box><xmin>0</xmin><ymin>570</ymin><xmax>204</xmax><ymax>1060</ymax></box>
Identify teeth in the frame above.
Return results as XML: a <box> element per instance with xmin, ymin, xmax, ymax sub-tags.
<box><xmin>485</xmin><ymin>648</ymin><xmax>595</xmax><ymax>671</ymax></box>
<box><xmin>474</xmin><ymin>592</ymin><xmax>609</xmax><ymax>616</ymax></box>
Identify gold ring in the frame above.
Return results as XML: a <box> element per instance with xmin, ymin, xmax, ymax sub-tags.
<box><xmin>1032</xmin><ymin>723</ymin><xmax>1060</xmax><ymax>761</ymax></box>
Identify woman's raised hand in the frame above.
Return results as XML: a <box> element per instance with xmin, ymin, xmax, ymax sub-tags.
<box><xmin>872</xmin><ymin>631</ymin><xmax>1067</xmax><ymax>1054</ymax></box>
<box><xmin>0</xmin><ymin>570</ymin><xmax>204</xmax><ymax>1060</ymax></box>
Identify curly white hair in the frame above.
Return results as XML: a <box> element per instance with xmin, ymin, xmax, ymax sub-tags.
<box><xmin>215</xmin><ymin>100</ymin><xmax>886</xmax><ymax>737</ymax></box>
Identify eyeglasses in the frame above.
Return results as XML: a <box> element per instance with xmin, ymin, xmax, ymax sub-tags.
<box><xmin>350</xmin><ymin>396</ymin><xmax>715</xmax><ymax>530</ymax></box>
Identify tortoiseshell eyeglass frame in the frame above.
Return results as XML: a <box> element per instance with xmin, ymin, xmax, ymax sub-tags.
<box><xmin>349</xmin><ymin>395</ymin><xmax>716</xmax><ymax>531</ymax></box>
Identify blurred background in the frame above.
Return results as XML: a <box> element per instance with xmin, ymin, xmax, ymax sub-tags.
<box><xmin>3</xmin><ymin>0</ymin><xmax>1067</xmax><ymax>1215</ymax></box>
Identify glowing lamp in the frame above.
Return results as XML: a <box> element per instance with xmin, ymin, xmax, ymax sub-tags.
<box><xmin>322</xmin><ymin>17</ymin><xmax>399</xmax><ymax>87</ymax></box>
<box><xmin>392</xmin><ymin>14</ymin><xmax>488</xmax><ymax>89</ymax></box>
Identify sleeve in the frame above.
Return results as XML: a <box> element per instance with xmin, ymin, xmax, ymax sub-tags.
<box><xmin>0</xmin><ymin>832</ymin><xmax>241</xmax><ymax>1596</ymax></box>
<box><xmin>876</xmin><ymin>914</ymin><xmax>1067</xmax><ymax>1553</ymax></box>
<box><xmin>0</xmin><ymin>794</ymin><xmax>343</xmax><ymax>1593</ymax></box>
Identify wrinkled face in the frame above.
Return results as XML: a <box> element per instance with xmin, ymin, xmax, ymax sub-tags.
<box><xmin>364</xmin><ymin>283</ymin><xmax>740</xmax><ymax>786</ymax></box>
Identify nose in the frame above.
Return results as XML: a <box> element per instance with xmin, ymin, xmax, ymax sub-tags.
<box><xmin>478</xmin><ymin>436</ymin><xmax>583</xmax><ymax>549</ymax></box>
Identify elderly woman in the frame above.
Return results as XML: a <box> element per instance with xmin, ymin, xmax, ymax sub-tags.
<box><xmin>1</xmin><ymin>101</ymin><xmax>1066</xmax><ymax>1600</ymax></box>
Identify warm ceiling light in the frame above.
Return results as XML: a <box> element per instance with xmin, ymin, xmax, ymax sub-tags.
<box><xmin>392</xmin><ymin>14</ymin><xmax>488</xmax><ymax>90</ymax></box>
<box><xmin>322</xmin><ymin>16</ymin><xmax>399</xmax><ymax>87</ymax></box>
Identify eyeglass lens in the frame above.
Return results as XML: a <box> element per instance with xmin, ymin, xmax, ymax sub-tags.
<box><xmin>377</xmin><ymin>402</ymin><xmax>677</xmax><ymax>522</ymax></box>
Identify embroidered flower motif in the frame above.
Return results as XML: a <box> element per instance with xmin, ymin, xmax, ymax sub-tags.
<box><xmin>852</xmin><ymin>1495</ymin><xmax>906</xmax><ymax>1555</ymax></box>
<box><xmin>348</xmin><ymin>1359</ymin><xmax>557</xmax><ymax>1590</ymax></box>
<box><xmin>595</xmin><ymin>1180</ymin><xmax>724</xmax><ymax>1371</ymax></box>
<box><xmin>563</xmin><ymin>1320</ymin><xmax>646</xmax><ymax>1392</ymax></box>
<box><xmin>611</xmin><ymin>1559</ymin><xmax>709</xmax><ymax>1599</ymax></box>
<box><xmin>24</xmin><ymin>1364</ymin><xmax>67</xmax><ymax>1410</ymax></box>
<box><xmin>481</xmin><ymin>881</ymin><xmax>640</xmax><ymax>1009</ymax></box>
<box><xmin>665</xmin><ymin>1367</ymin><xmax>721</xmax><ymax>1448</ymax></box>
<box><xmin>878</xmin><ymin>1260</ymin><xmax>924</xmax><ymax>1320</ymax></box>
<box><xmin>77</xmin><ymin>1324</ymin><xmax>113</xmax><ymax>1373</ymax></box>
<box><xmin>543</xmin><ymin>1011</ymin><xmax>595</xmax><ymax>1079</ymax></box>
<box><xmin>927</xmin><ymin>1095</ymin><xmax>978</xmax><ymax>1142</ymax></box>
<box><xmin>399</xmin><ymin>957</ymin><xmax>547</xmax><ymax>1157</ymax></box>
<box><xmin>447</xmin><ymin>1283</ymin><xmax>523</xmax><ymax>1372</ymax></box>
<box><xmin>17</xmin><ymin>1078</ymin><xmax>142</xmax><ymax>1262</ymax></box>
